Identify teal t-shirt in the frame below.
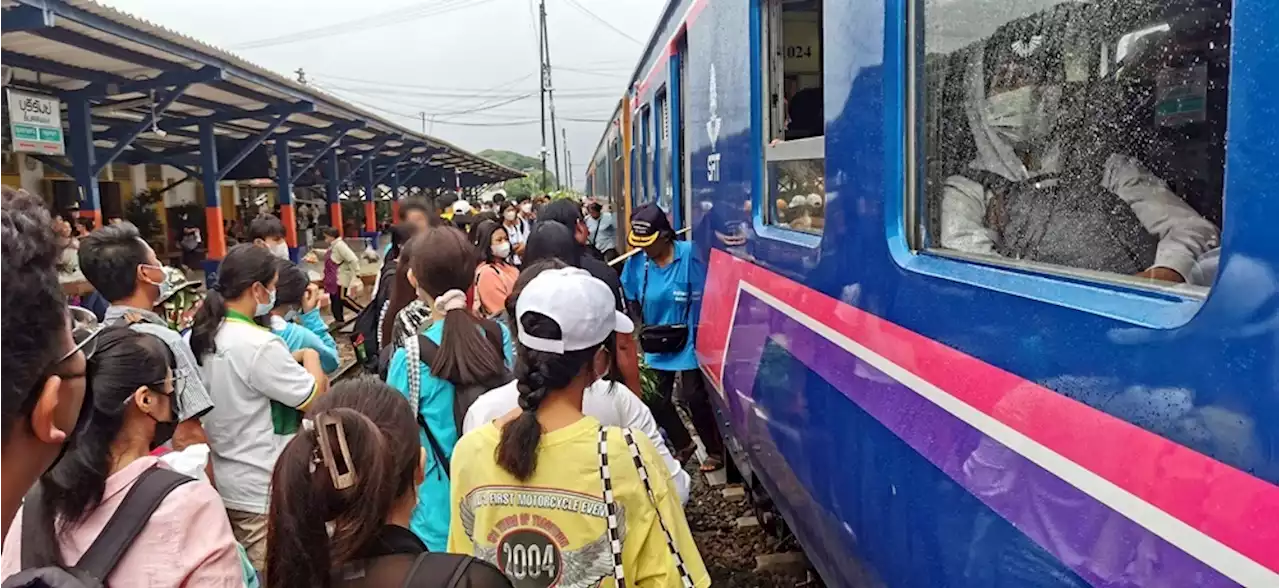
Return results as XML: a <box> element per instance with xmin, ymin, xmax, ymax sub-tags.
<box><xmin>620</xmin><ymin>240</ymin><xmax>705</xmax><ymax>371</ymax></box>
<box><xmin>385</xmin><ymin>317</ymin><xmax>514</xmax><ymax>552</ymax></box>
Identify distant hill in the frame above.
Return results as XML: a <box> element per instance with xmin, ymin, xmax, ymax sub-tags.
<box><xmin>478</xmin><ymin>149</ymin><xmax>542</xmax><ymax>172</ymax></box>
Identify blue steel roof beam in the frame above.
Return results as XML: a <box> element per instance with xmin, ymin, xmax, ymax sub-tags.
<box><xmin>20</xmin><ymin>1</ymin><xmax>314</xmax><ymax>104</ymax></box>
<box><xmin>397</xmin><ymin>156</ymin><xmax>437</xmax><ymax>186</ymax></box>
<box><xmin>30</xmin><ymin>154</ymin><xmax>73</xmax><ymax>177</ymax></box>
<box><xmin>0</xmin><ymin>51</ymin><xmax>121</xmax><ymax>85</ymax></box>
<box><xmin>291</xmin><ymin>126</ymin><xmax>364</xmax><ymax>178</ymax></box>
<box><xmin>2</xmin><ymin>4</ymin><xmax>58</xmax><ymax>33</ymax></box>
<box><xmin>94</xmin><ymin>117</ymin><xmax>203</xmax><ymax>141</ymax></box>
<box><xmin>371</xmin><ymin>149</ymin><xmax>420</xmax><ymax>186</ymax></box>
<box><xmin>122</xmin><ymin>147</ymin><xmax>198</xmax><ymax>175</ymax></box>
<box><xmin>148</xmin><ymin>100</ymin><xmax>313</xmax><ymax>136</ymax></box>
<box><xmin>339</xmin><ymin>136</ymin><xmax>396</xmax><ymax>184</ymax></box>
<box><xmin>90</xmin><ymin>82</ymin><xmax>196</xmax><ymax>176</ymax></box>
<box><xmin>214</xmin><ymin>113</ymin><xmax>291</xmax><ymax>182</ymax></box>
<box><xmin>68</xmin><ymin>66</ymin><xmax>225</xmax><ymax>100</ymax></box>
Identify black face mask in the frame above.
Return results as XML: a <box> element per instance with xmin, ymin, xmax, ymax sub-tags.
<box><xmin>147</xmin><ymin>392</ymin><xmax>179</xmax><ymax>450</ymax></box>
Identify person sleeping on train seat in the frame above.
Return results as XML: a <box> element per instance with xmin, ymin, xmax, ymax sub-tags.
<box><xmin>938</xmin><ymin>16</ymin><xmax>1218</xmax><ymax>284</ymax></box>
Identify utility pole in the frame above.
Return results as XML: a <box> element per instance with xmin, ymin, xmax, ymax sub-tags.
<box><xmin>295</xmin><ymin>68</ymin><xmax>307</xmax><ymax>85</ymax></box>
<box><xmin>537</xmin><ymin>0</ymin><xmax>549</xmax><ymax>193</ymax></box>
<box><xmin>541</xmin><ymin>4</ymin><xmax>561</xmax><ymax>191</ymax></box>
<box><xmin>419</xmin><ymin>111</ymin><xmax>426</xmax><ymax>134</ymax></box>
<box><xmin>563</xmin><ymin>128</ymin><xmax>573</xmax><ymax>191</ymax></box>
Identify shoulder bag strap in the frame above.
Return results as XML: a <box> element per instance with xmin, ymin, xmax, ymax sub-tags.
<box><xmin>74</xmin><ymin>467</ymin><xmax>195</xmax><ymax>584</ymax></box>
<box><xmin>417</xmin><ymin>413</ymin><xmax>451</xmax><ymax>480</ymax></box>
<box><xmin>596</xmin><ymin>427</ymin><xmax>627</xmax><ymax>588</ymax></box>
<box><xmin>19</xmin><ymin>483</ymin><xmax>51</xmax><ymax>570</ymax></box>
<box><xmin>622</xmin><ymin>429</ymin><xmax>695</xmax><ymax>588</ymax></box>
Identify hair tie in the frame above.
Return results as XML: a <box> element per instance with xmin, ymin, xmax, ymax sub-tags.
<box><xmin>433</xmin><ymin>289</ymin><xmax>468</xmax><ymax>314</ymax></box>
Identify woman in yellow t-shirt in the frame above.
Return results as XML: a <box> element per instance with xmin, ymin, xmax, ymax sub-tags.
<box><xmin>448</xmin><ymin>267</ymin><xmax>711</xmax><ymax>588</ymax></box>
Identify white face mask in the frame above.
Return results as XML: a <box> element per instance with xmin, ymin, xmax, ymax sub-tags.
<box><xmin>254</xmin><ymin>285</ymin><xmax>277</xmax><ymax>317</ymax></box>
<box><xmin>519</xmin><ymin>203</ymin><xmax>533</xmax><ymax>214</ymax></box>
<box><xmin>983</xmin><ymin>85</ymin><xmax>1060</xmax><ymax>147</ymax></box>
<box><xmin>503</xmin><ymin>210</ymin><xmax>518</xmax><ymax>221</ymax></box>
<box><xmin>268</xmin><ymin>242</ymin><xmax>289</xmax><ymax>260</ymax></box>
<box><xmin>491</xmin><ymin>242</ymin><xmax>511</xmax><ymax>259</ymax></box>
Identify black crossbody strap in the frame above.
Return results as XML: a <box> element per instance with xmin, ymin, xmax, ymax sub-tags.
<box><xmin>641</xmin><ymin>254</ymin><xmax>692</xmax><ymax>326</ymax></box>
<box><xmin>417</xmin><ymin>413</ymin><xmax>451</xmax><ymax>480</ymax></box>
<box><xmin>76</xmin><ymin>467</ymin><xmax>194</xmax><ymax>583</ymax></box>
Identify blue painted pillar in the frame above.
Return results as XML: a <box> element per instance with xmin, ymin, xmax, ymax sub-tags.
<box><xmin>326</xmin><ymin>150</ymin><xmax>343</xmax><ymax>237</ymax></box>
<box><xmin>66</xmin><ymin>97</ymin><xmax>101</xmax><ymax>227</ymax></box>
<box><xmin>363</xmin><ymin>159</ymin><xmax>377</xmax><ymax>234</ymax></box>
<box><xmin>274</xmin><ymin>140</ymin><xmax>299</xmax><ymax>261</ymax></box>
<box><xmin>199</xmin><ymin>122</ymin><xmax>224</xmax><ymax>285</ymax></box>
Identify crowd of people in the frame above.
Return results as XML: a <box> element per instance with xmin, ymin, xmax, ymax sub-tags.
<box><xmin>0</xmin><ymin>184</ymin><xmax>717</xmax><ymax>588</ymax></box>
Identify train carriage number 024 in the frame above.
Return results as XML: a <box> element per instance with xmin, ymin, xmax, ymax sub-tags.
<box><xmin>784</xmin><ymin>46</ymin><xmax>813</xmax><ymax>59</ymax></box>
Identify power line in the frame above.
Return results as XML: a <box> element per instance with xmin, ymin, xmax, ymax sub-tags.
<box><xmin>561</xmin><ymin>0</ymin><xmax>643</xmax><ymax>45</ymax></box>
<box><xmin>308</xmin><ymin>71</ymin><xmax>536</xmax><ymax>94</ymax></box>
<box><xmin>230</xmin><ymin>0</ymin><xmax>495</xmax><ymax>50</ymax></box>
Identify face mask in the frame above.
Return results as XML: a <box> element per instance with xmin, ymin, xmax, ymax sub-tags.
<box><xmin>140</xmin><ymin>264</ymin><xmax>167</xmax><ymax>300</ymax></box>
<box><xmin>147</xmin><ymin>391</ymin><xmax>178</xmax><ymax>450</ymax></box>
<box><xmin>492</xmin><ymin>242</ymin><xmax>511</xmax><ymax>259</ymax></box>
<box><xmin>520</xmin><ymin>203</ymin><xmax>533</xmax><ymax>214</ymax></box>
<box><xmin>983</xmin><ymin>85</ymin><xmax>1060</xmax><ymax>147</ymax></box>
<box><xmin>254</xmin><ymin>285</ymin><xmax>277</xmax><ymax>317</ymax></box>
<box><xmin>503</xmin><ymin>210</ymin><xmax>517</xmax><ymax>221</ymax></box>
<box><xmin>283</xmin><ymin>308</ymin><xmax>300</xmax><ymax>322</ymax></box>
<box><xmin>268</xmin><ymin>242</ymin><xmax>289</xmax><ymax>260</ymax></box>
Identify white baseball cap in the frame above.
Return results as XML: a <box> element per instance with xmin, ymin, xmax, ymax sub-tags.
<box><xmin>451</xmin><ymin>200</ymin><xmax>473</xmax><ymax>215</ymax></box>
<box><xmin>516</xmin><ymin>267</ymin><xmax>634</xmax><ymax>354</ymax></box>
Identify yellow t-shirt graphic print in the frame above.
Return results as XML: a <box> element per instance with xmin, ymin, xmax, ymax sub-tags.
<box><xmin>448</xmin><ymin>417</ymin><xmax>710</xmax><ymax>588</ymax></box>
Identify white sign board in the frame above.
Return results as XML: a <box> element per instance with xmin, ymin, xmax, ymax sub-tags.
<box><xmin>7</xmin><ymin>90</ymin><xmax>65</xmax><ymax>156</ymax></box>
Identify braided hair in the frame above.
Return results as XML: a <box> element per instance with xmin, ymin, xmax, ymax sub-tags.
<box><xmin>495</xmin><ymin>310</ymin><xmax>610</xmax><ymax>481</ymax></box>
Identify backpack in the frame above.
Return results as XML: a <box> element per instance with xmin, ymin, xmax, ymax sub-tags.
<box><xmin>354</xmin><ymin>259</ymin><xmax>400</xmax><ymax>372</ymax></box>
<box><xmin>4</xmin><ymin>468</ymin><xmax>194</xmax><ymax>588</ymax></box>
<box><xmin>401</xmin><ymin>553</ymin><xmax>511</xmax><ymax>588</ymax></box>
<box><xmin>378</xmin><ymin>318</ymin><xmax>511</xmax><ymax>478</ymax></box>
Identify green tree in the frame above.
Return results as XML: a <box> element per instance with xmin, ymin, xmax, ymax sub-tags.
<box><xmin>503</xmin><ymin>169</ymin><xmax>558</xmax><ymax>200</ymax></box>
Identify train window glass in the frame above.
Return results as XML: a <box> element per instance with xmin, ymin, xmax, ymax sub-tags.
<box><xmin>657</xmin><ymin>90</ymin><xmax>673</xmax><ymax>214</ymax></box>
<box><xmin>918</xmin><ymin>0</ymin><xmax>1228</xmax><ymax>290</ymax></box>
<box><xmin>640</xmin><ymin>105</ymin><xmax>653</xmax><ymax>204</ymax></box>
<box><xmin>761</xmin><ymin>0</ymin><xmax>825</xmax><ymax>235</ymax></box>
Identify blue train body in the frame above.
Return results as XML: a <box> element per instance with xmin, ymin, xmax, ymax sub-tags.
<box><xmin>586</xmin><ymin>0</ymin><xmax>1278</xmax><ymax>585</ymax></box>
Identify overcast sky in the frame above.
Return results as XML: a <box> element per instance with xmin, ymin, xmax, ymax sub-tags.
<box><xmin>99</xmin><ymin>0</ymin><xmax>665</xmax><ymax>189</ymax></box>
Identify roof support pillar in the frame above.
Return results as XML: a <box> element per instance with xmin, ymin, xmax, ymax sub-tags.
<box><xmin>200</xmin><ymin>121</ymin><xmax>226</xmax><ymax>279</ymax></box>
<box><xmin>390</xmin><ymin>167</ymin><xmax>402</xmax><ymax>221</ymax></box>
<box><xmin>363</xmin><ymin>158</ymin><xmax>377</xmax><ymax>234</ymax></box>
<box><xmin>66</xmin><ymin>97</ymin><xmax>101</xmax><ymax>228</ymax></box>
<box><xmin>326</xmin><ymin>150</ymin><xmax>343</xmax><ymax>238</ymax></box>
<box><xmin>275</xmin><ymin>140</ymin><xmax>299</xmax><ymax>260</ymax></box>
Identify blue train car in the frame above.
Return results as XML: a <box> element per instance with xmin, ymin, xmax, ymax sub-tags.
<box><xmin>599</xmin><ymin>0</ymin><xmax>1278</xmax><ymax>585</ymax></box>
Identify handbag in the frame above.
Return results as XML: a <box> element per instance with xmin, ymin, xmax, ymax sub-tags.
<box><xmin>637</xmin><ymin>259</ymin><xmax>692</xmax><ymax>354</ymax></box>
<box><xmin>596</xmin><ymin>427</ymin><xmax>696</xmax><ymax>588</ymax></box>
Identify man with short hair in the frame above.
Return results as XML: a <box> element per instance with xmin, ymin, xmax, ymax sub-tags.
<box><xmin>585</xmin><ymin>202</ymin><xmax>618</xmax><ymax>262</ymax></box>
<box><xmin>248</xmin><ymin>214</ymin><xmax>289</xmax><ymax>259</ymax></box>
<box><xmin>79</xmin><ymin>223</ymin><xmax>215</xmax><ymax>450</ymax></box>
<box><xmin>1</xmin><ymin>187</ymin><xmax>88</xmax><ymax>538</ymax></box>
<box><xmin>398</xmin><ymin>197</ymin><xmax>433</xmax><ymax>233</ymax></box>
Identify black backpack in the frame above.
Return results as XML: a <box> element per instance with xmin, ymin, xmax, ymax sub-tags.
<box><xmin>400</xmin><ymin>553</ymin><xmax>511</xmax><ymax>588</ymax></box>
<box><xmin>354</xmin><ymin>259</ymin><xmax>400</xmax><ymax>372</ymax></box>
<box><xmin>4</xmin><ymin>468</ymin><xmax>194</xmax><ymax>588</ymax></box>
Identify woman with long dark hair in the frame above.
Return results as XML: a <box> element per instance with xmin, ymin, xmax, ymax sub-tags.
<box><xmin>384</xmin><ymin>226</ymin><xmax>512</xmax><ymax>551</ymax></box>
<box><xmin>190</xmin><ymin>244</ymin><xmax>329</xmax><ymax>571</ymax></box>
<box><xmin>448</xmin><ymin>267</ymin><xmax>709</xmax><ymax>586</ymax></box>
<box><xmin>471</xmin><ymin>220</ymin><xmax>518</xmax><ymax>317</ymax></box>
<box><xmin>264</xmin><ymin>257</ymin><xmax>340</xmax><ymax>373</ymax></box>
<box><xmin>1</xmin><ymin>328</ymin><xmax>243</xmax><ymax>586</ymax></box>
<box><xmin>265</xmin><ymin>377</ymin><xmax>510</xmax><ymax>588</ymax></box>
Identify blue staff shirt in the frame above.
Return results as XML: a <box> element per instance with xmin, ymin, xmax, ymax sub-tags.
<box><xmin>269</xmin><ymin>309</ymin><xmax>341</xmax><ymax>374</ymax></box>
<box><xmin>621</xmin><ymin>240</ymin><xmax>705</xmax><ymax>372</ymax></box>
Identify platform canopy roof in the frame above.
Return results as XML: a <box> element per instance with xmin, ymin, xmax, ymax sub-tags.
<box><xmin>0</xmin><ymin>0</ymin><xmax>523</xmax><ymax>189</ymax></box>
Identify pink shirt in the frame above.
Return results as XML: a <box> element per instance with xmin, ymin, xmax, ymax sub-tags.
<box><xmin>2</xmin><ymin>456</ymin><xmax>243</xmax><ymax>587</ymax></box>
<box><xmin>474</xmin><ymin>262</ymin><xmax>519</xmax><ymax>316</ymax></box>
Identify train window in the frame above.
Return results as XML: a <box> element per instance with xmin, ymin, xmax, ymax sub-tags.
<box><xmin>761</xmin><ymin>0</ymin><xmax>825</xmax><ymax>235</ymax></box>
<box><xmin>657</xmin><ymin>90</ymin><xmax>673</xmax><ymax>214</ymax></box>
<box><xmin>640</xmin><ymin>105</ymin><xmax>653</xmax><ymax>205</ymax></box>
<box><xmin>918</xmin><ymin>0</ymin><xmax>1229</xmax><ymax>290</ymax></box>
